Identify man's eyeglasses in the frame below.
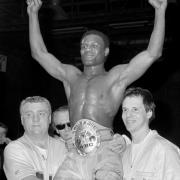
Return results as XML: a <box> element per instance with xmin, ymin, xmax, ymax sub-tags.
<box><xmin>55</xmin><ymin>123</ymin><xmax>71</xmax><ymax>130</ymax></box>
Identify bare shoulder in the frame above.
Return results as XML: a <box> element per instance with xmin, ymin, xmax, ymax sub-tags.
<box><xmin>56</xmin><ymin>63</ymin><xmax>82</xmax><ymax>86</ymax></box>
<box><xmin>110</xmin><ymin>64</ymin><xmax>128</xmax><ymax>73</ymax></box>
<box><xmin>65</xmin><ymin>64</ymin><xmax>81</xmax><ymax>74</ymax></box>
<box><xmin>63</xmin><ymin>64</ymin><xmax>82</xmax><ymax>80</ymax></box>
<box><xmin>108</xmin><ymin>64</ymin><xmax>128</xmax><ymax>80</ymax></box>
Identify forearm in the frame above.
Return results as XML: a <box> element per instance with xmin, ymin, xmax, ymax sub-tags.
<box><xmin>29</xmin><ymin>12</ymin><xmax>47</xmax><ymax>59</ymax></box>
<box><xmin>147</xmin><ymin>8</ymin><xmax>166</xmax><ymax>59</ymax></box>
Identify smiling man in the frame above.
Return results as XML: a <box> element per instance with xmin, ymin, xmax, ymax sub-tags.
<box><xmin>27</xmin><ymin>0</ymin><xmax>167</xmax><ymax>179</ymax></box>
<box><xmin>3</xmin><ymin>96</ymin><xmax>67</xmax><ymax>180</ymax></box>
<box><xmin>121</xmin><ymin>87</ymin><xmax>180</xmax><ymax>180</ymax></box>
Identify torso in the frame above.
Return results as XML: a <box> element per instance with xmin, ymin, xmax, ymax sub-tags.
<box><xmin>67</xmin><ymin>71</ymin><xmax>126</xmax><ymax>128</ymax></box>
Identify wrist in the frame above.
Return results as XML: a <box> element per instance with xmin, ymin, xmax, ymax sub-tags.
<box><xmin>29</xmin><ymin>11</ymin><xmax>39</xmax><ymax>18</ymax></box>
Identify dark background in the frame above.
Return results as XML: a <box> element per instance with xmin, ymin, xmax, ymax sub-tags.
<box><xmin>0</xmin><ymin>0</ymin><xmax>180</xmax><ymax>146</ymax></box>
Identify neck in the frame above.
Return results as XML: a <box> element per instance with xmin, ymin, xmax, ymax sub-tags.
<box><xmin>83</xmin><ymin>64</ymin><xmax>105</xmax><ymax>78</ymax></box>
<box><xmin>131</xmin><ymin>128</ymin><xmax>150</xmax><ymax>144</ymax></box>
<box><xmin>26</xmin><ymin>133</ymin><xmax>49</xmax><ymax>149</ymax></box>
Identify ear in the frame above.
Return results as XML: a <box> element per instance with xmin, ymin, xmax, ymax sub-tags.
<box><xmin>105</xmin><ymin>47</ymin><xmax>109</xmax><ymax>57</ymax></box>
<box><xmin>21</xmin><ymin>115</ymin><xmax>24</xmax><ymax>125</ymax></box>
<box><xmin>147</xmin><ymin>110</ymin><xmax>152</xmax><ymax>120</ymax></box>
<box><xmin>49</xmin><ymin>115</ymin><xmax>51</xmax><ymax>124</ymax></box>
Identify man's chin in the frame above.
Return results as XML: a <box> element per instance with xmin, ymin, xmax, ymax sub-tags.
<box><xmin>63</xmin><ymin>136</ymin><xmax>72</xmax><ymax>141</ymax></box>
<box><xmin>82</xmin><ymin>57</ymin><xmax>95</xmax><ymax>64</ymax></box>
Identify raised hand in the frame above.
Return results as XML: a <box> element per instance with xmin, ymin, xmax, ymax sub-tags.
<box><xmin>149</xmin><ymin>0</ymin><xmax>167</xmax><ymax>11</ymax></box>
<box><xmin>26</xmin><ymin>0</ymin><xmax>42</xmax><ymax>15</ymax></box>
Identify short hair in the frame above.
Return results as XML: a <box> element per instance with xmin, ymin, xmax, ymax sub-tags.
<box><xmin>123</xmin><ymin>87</ymin><xmax>156</xmax><ymax>122</ymax></box>
<box><xmin>52</xmin><ymin>105</ymin><xmax>69</xmax><ymax>120</ymax></box>
<box><xmin>0</xmin><ymin>122</ymin><xmax>8</xmax><ymax>134</ymax></box>
<box><xmin>52</xmin><ymin>105</ymin><xmax>69</xmax><ymax>128</ymax></box>
<box><xmin>81</xmin><ymin>30</ymin><xmax>110</xmax><ymax>48</ymax></box>
<box><xmin>20</xmin><ymin>96</ymin><xmax>51</xmax><ymax>115</ymax></box>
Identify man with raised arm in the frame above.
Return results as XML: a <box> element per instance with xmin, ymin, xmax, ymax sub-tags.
<box><xmin>27</xmin><ymin>0</ymin><xmax>167</xmax><ymax>179</ymax></box>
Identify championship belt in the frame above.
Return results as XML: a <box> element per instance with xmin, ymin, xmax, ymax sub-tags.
<box><xmin>72</xmin><ymin>119</ymin><xmax>101</xmax><ymax>156</ymax></box>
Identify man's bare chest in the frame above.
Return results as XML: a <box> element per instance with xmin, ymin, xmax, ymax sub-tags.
<box><xmin>70</xmin><ymin>77</ymin><xmax>110</xmax><ymax>101</ymax></box>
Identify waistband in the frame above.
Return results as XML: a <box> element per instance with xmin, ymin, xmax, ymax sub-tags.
<box><xmin>66</xmin><ymin>119</ymin><xmax>114</xmax><ymax>150</ymax></box>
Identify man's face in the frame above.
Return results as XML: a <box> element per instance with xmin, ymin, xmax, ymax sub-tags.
<box><xmin>80</xmin><ymin>34</ymin><xmax>109</xmax><ymax>66</ymax></box>
<box><xmin>53</xmin><ymin>110</ymin><xmax>72</xmax><ymax>141</ymax></box>
<box><xmin>21</xmin><ymin>102</ymin><xmax>50</xmax><ymax>137</ymax></box>
<box><xmin>0</xmin><ymin>127</ymin><xmax>6</xmax><ymax>144</ymax></box>
<box><xmin>122</xmin><ymin>96</ymin><xmax>151</xmax><ymax>134</ymax></box>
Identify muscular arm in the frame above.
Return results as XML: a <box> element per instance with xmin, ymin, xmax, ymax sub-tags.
<box><xmin>27</xmin><ymin>0</ymin><xmax>80</xmax><ymax>83</ymax></box>
<box><xmin>117</xmin><ymin>0</ymin><xmax>167</xmax><ymax>86</ymax></box>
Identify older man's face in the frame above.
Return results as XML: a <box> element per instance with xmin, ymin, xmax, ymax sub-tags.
<box><xmin>21</xmin><ymin>102</ymin><xmax>51</xmax><ymax>137</ymax></box>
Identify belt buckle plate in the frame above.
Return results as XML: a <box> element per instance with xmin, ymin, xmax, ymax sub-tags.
<box><xmin>73</xmin><ymin>119</ymin><xmax>100</xmax><ymax>156</ymax></box>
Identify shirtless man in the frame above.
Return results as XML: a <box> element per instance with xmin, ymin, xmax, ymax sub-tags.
<box><xmin>27</xmin><ymin>0</ymin><xmax>167</xmax><ymax>179</ymax></box>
